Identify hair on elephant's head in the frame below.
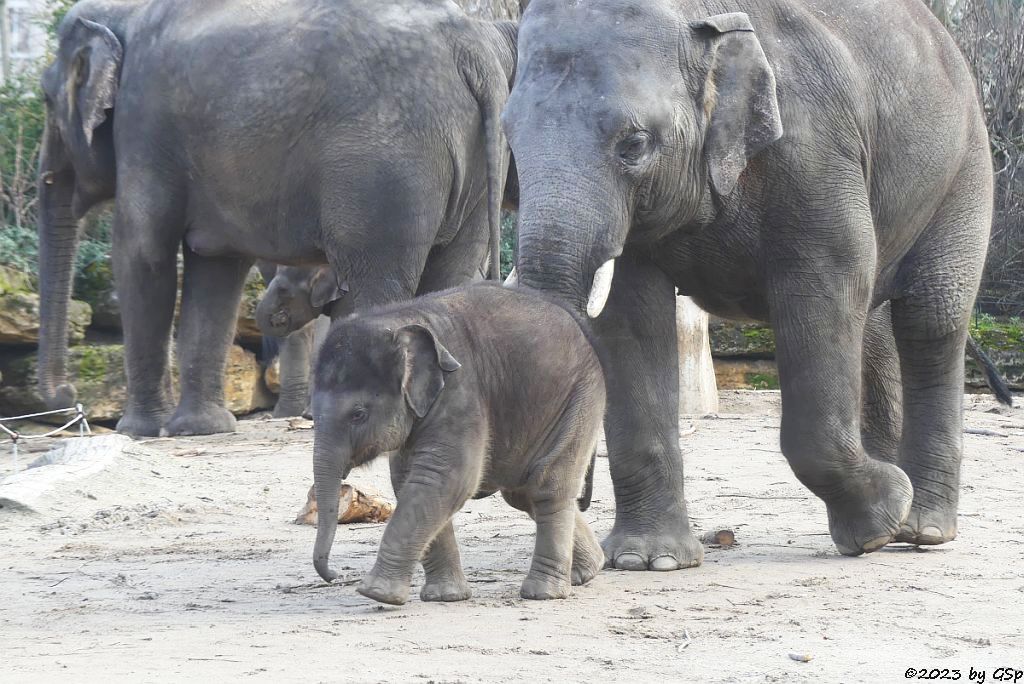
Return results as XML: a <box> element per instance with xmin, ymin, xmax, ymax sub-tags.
<box><xmin>256</xmin><ymin>265</ymin><xmax>348</xmax><ymax>338</ymax></box>
<box><xmin>36</xmin><ymin>8</ymin><xmax>129</xmax><ymax>411</ymax></box>
<box><xmin>503</xmin><ymin>0</ymin><xmax>782</xmax><ymax>316</ymax></box>
<box><xmin>310</xmin><ymin>321</ymin><xmax>461</xmax><ymax>582</ymax></box>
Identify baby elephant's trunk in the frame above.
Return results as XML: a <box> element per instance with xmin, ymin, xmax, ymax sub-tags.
<box><xmin>312</xmin><ymin>442</ymin><xmax>350</xmax><ymax>583</ymax></box>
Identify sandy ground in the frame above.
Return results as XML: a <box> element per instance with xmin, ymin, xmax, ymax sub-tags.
<box><xmin>2</xmin><ymin>391</ymin><xmax>1023</xmax><ymax>683</ymax></box>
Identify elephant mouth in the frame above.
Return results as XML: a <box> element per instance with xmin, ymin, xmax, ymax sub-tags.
<box><xmin>268</xmin><ymin>311</ymin><xmax>291</xmax><ymax>335</ymax></box>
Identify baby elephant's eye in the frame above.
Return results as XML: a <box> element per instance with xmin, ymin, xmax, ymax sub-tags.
<box><xmin>617</xmin><ymin>131</ymin><xmax>653</xmax><ymax>166</ymax></box>
<box><xmin>349</xmin><ymin>407</ymin><xmax>368</xmax><ymax>424</ymax></box>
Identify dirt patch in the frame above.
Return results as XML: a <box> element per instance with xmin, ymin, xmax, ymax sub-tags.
<box><xmin>1</xmin><ymin>392</ymin><xmax>1022</xmax><ymax>682</ymax></box>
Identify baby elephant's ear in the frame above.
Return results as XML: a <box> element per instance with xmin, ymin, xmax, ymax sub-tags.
<box><xmin>397</xmin><ymin>325</ymin><xmax>461</xmax><ymax>418</ymax></box>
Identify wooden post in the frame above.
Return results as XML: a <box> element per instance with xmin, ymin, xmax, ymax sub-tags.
<box><xmin>677</xmin><ymin>295</ymin><xmax>719</xmax><ymax>415</ymax></box>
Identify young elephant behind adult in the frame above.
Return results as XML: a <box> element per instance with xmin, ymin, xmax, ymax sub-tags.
<box><xmin>311</xmin><ymin>283</ymin><xmax>606</xmax><ymax>605</ymax></box>
<box><xmin>36</xmin><ymin>0</ymin><xmax>515</xmax><ymax>437</ymax></box>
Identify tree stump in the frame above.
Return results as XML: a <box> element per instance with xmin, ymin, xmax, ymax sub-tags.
<box><xmin>677</xmin><ymin>296</ymin><xmax>719</xmax><ymax>415</ymax></box>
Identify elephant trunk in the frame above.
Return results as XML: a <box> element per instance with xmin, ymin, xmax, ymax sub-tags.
<box><xmin>515</xmin><ymin>168</ymin><xmax>627</xmax><ymax>318</ymax></box>
<box><xmin>312</xmin><ymin>437</ymin><xmax>351</xmax><ymax>583</ymax></box>
<box><xmin>36</xmin><ymin>127</ymin><xmax>82</xmax><ymax>409</ymax></box>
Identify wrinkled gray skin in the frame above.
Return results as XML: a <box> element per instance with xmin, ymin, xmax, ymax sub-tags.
<box><xmin>505</xmin><ymin>0</ymin><xmax>992</xmax><ymax>562</ymax></box>
<box><xmin>36</xmin><ymin>0</ymin><xmax>515</xmax><ymax>436</ymax></box>
<box><xmin>312</xmin><ymin>283</ymin><xmax>605</xmax><ymax>604</ymax></box>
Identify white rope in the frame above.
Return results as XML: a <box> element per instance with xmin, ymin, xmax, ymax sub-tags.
<box><xmin>1</xmin><ymin>404</ymin><xmax>92</xmax><ymax>468</ymax></box>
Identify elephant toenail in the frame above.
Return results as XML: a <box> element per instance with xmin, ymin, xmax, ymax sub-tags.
<box><xmin>650</xmin><ymin>555</ymin><xmax>679</xmax><ymax>571</ymax></box>
<box><xmin>918</xmin><ymin>526</ymin><xmax>944</xmax><ymax>543</ymax></box>
<box><xmin>861</xmin><ymin>535</ymin><xmax>892</xmax><ymax>553</ymax></box>
<box><xmin>614</xmin><ymin>553</ymin><xmax>648</xmax><ymax>571</ymax></box>
<box><xmin>835</xmin><ymin>542</ymin><xmax>863</xmax><ymax>557</ymax></box>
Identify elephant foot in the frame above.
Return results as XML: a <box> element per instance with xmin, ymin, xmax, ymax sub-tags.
<box><xmin>520</xmin><ymin>574</ymin><xmax>570</xmax><ymax>600</ymax></box>
<box><xmin>601</xmin><ymin>516</ymin><xmax>703</xmax><ymax>571</ymax></box>
<box><xmin>116</xmin><ymin>409</ymin><xmax>170</xmax><ymax>437</ymax></box>
<box><xmin>571</xmin><ymin>523</ymin><xmax>604</xmax><ymax>586</ymax></box>
<box><xmin>357</xmin><ymin>573</ymin><xmax>410</xmax><ymax>606</ymax></box>
<box><xmin>272</xmin><ymin>399</ymin><xmax>309</xmax><ymax>419</ymax></box>
<box><xmin>420</xmin><ymin>574</ymin><xmax>472</xmax><ymax>602</ymax></box>
<box><xmin>164</xmin><ymin>404</ymin><xmax>237</xmax><ymax>436</ymax></box>
<box><xmin>826</xmin><ymin>460</ymin><xmax>913</xmax><ymax>556</ymax></box>
<box><xmin>893</xmin><ymin>505</ymin><xmax>957</xmax><ymax>546</ymax></box>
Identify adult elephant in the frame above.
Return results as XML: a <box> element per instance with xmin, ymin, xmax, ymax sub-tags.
<box><xmin>36</xmin><ymin>0</ymin><xmax>516</xmax><ymax>435</ymax></box>
<box><xmin>504</xmin><ymin>0</ymin><xmax>992</xmax><ymax>563</ymax></box>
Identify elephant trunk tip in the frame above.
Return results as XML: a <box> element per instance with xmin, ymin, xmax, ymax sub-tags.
<box><xmin>42</xmin><ymin>382</ymin><xmax>78</xmax><ymax>411</ymax></box>
<box><xmin>314</xmin><ymin>555</ymin><xmax>339</xmax><ymax>584</ymax></box>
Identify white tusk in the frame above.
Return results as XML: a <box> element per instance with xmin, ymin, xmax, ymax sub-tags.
<box><xmin>504</xmin><ymin>267</ymin><xmax>518</xmax><ymax>287</ymax></box>
<box><xmin>586</xmin><ymin>259</ymin><xmax>616</xmax><ymax>318</ymax></box>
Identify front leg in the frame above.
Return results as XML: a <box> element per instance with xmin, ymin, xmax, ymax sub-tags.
<box><xmin>165</xmin><ymin>249</ymin><xmax>253</xmax><ymax>436</ymax></box>
<box><xmin>387</xmin><ymin>457</ymin><xmax>471</xmax><ymax>603</ymax></box>
<box><xmin>770</xmin><ymin>268</ymin><xmax>912</xmax><ymax>556</ymax></box>
<box><xmin>593</xmin><ymin>252</ymin><xmax>703</xmax><ymax>571</ymax></box>
<box><xmin>360</xmin><ymin>440</ymin><xmax>482</xmax><ymax>605</ymax></box>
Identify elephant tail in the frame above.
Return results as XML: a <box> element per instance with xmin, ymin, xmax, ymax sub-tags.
<box><xmin>966</xmin><ymin>335</ymin><xmax>1013</xmax><ymax>407</ymax></box>
<box><xmin>460</xmin><ymin>40</ymin><xmax>509</xmax><ymax>282</ymax></box>
<box><xmin>577</xmin><ymin>448</ymin><xmax>596</xmax><ymax>512</ymax></box>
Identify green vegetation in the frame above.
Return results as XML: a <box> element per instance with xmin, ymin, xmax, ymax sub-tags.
<box><xmin>500</xmin><ymin>211</ymin><xmax>516</xmax><ymax>279</ymax></box>
<box><xmin>970</xmin><ymin>313</ymin><xmax>1024</xmax><ymax>353</ymax></box>
<box><xmin>745</xmin><ymin>372</ymin><xmax>780</xmax><ymax>391</ymax></box>
<box><xmin>74</xmin><ymin>345</ymin><xmax>112</xmax><ymax>382</ymax></box>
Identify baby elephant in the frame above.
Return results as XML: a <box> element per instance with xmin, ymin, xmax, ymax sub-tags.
<box><xmin>311</xmin><ymin>283</ymin><xmax>606</xmax><ymax>604</ymax></box>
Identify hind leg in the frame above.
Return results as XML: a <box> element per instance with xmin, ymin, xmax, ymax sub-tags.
<box><xmin>891</xmin><ymin>182</ymin><xmax>990</xmax><ymax>545</ymax></box>
<box><xmin>862</xmin><ymin>303</ymin><xmax>903</xmax><ymax>464</ymax></box>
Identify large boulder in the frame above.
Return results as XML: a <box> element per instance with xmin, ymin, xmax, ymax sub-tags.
<box><xmin>708</xmin><ymin>317</ymin><xmax>776</xmax><ymax>358</ymax></box>
<box><xmin>0</xmin><ymin>344</ymin><xmax>274</xmax><ymax>423</ymax></box>
<box><xmin>75</xmin><ymin>257</ymin><xmax>120</xmax><ymax>331</ymax></box>
<box><xmin>0</xmin><ymin>265</ymin><xmax>34</xmax><ymax>295</ymax></box>
<box><xmin>0</xmin><ymin>293</ymin><xmax>92</xmax><ymax>346</ymax></box>
<box><xmin>235</xmin><ymin>267</ymin><xmax>266</xmax><ymax>344</ymax></box>
<box><xmin>74</xmin><ymin>260</ymin><xmax>266</xmax><ymax>343</ymax></box>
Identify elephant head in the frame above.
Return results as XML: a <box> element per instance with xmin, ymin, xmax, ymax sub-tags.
<box><xmin>36</xmin><ymin>11</ymin><xmax>125</xmax><ymax>408</ymax></box>
<box><xmin>311</xmin><ymin>322</ymin><xmax>460</xmax><ymax>582</ymax></box>
<box><xmin>502</xmin><ymin>0</ymin><xmax>782</xmax><ymax>315</ymax></box>
<box><xmin>256</xmin><ymin>264</ymin><xmax>348</xmax><ymax>338</ymax></box>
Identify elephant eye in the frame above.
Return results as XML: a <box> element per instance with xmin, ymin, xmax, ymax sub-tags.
<box><xmin>349</xmin><ymin>407</ymin><xmax>368</xmax><ymax>424</ymax></box>
<box><xmin>617</xmin><ymin>132</ymin><xmax>653</xmax><ymax>166</ymax></box>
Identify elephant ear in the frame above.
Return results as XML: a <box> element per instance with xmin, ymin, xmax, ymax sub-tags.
<box><xmin>66</xmin><ymin>18</ymin><xmax>123</xmax><ymax>145</ymax></box>
<box><xmin>310</xmin><ymin>267</ymin><xmax>348</xmax><ymax>311</ymax></box>
<box><xmin>397</xmin><ymin>324</ymin><xmax>461</xmax><ymax>419</ymax></box>
<box><xmin>691</xmin><ymin>12</ymin><xmax>783</xmax><ymax>196</ymax></box>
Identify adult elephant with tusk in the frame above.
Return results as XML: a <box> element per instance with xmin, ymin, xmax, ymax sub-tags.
<box><xmin>35</xmin><ymin>0</ymin><xmax>516</xmax><ymax>436</ymax></box>
<box><xmin>504</xmin><ymin>0</ymin><xmax>994</xmax><ymax>564</ymax></box>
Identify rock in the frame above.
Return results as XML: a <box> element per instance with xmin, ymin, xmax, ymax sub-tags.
<box><xmin>713</xmin><ymin>359</ymin><xmax>779</xmax><ymax>390</ymax></box>
<box><xmin>264</xmin><ymin>357</ymin><xmax>281</xmax><ymax>394</ymax></box>
<box><xmin>236</xmin><ymin>267</ymin><xmax>266</xmax><ymax>344</ymax></box>
<box><xmin>224</xmin><ymin>345</ymin><xmax>277</xmax><ymax>415</ymax></box>
<box><xmin>0</xmin><ymin>265</ymin><xmax>34</xmax><ymax>295</ymax></box>
<box><xmin>0</xmin><ymin>343</ymin><xmax>275</xmax><ymax>423</ymax></box>
<box><xmin>75</xmin><ymin>257</ymin><xmax>120</xmax><ymax>331</ymax></box>
<box><xmin>709</xmin><ymin>317</ymin><xmax>776</xmax><ymax>358</ymax></box>
<box><xmin>0</xmin><ymin>345</ymin><xmax>128</xmax><ymax>422</ymax></box>
<box><xmin>293</xmin><ymin>484</ymin><xmax>394</xmax><ymax>526</ymax></box>
<box><xmin>0</xmin><ymin>293</ymin><xmax>92</xmax><ymax>345</ymax></box>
